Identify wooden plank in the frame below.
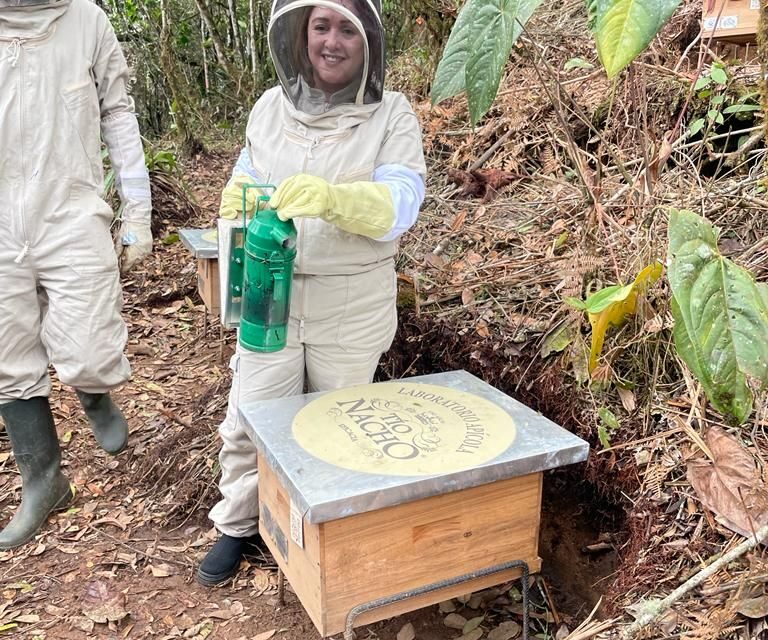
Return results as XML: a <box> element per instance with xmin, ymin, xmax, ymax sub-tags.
<box><xmin>258</xmin><ymin>460</ymin><xmax>324</xmax><ymax>630</ymax></box>
<box><xmin>196</xmin><ymin>258</ymin><xmax>221</xmax><ymax>315</ymax></box>
<box><xmin>320</xmin><ymin>472</ymin><xmax>542</xmax><ymax>636</ymax></box>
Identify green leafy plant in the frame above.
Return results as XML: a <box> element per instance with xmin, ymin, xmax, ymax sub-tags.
<box><xmin>597</xmin><ymin>407</ymin><xmax>619</xmax><ymax>448</ymax></box>
<box><xmin>687</xmin><ymin>63</ymin><xmax>729</xmax><ymax>136</ymax></box>
<box><xmin>589</xmin><ymin>0</ymin><xmax>680</xmax><ymax>79</ymax></box>
<box><xmin>687</xmin><ymin>64</ymin><xmax>760</xmax><ymax>153</ymax></box>
<box><xmin>563</xmin><ymin>57</ymin><xmax>594</xmax><ymax>71</ymax></box>
<box><xmin>145</xmin><ymin>148</ymin><xmax>178</xmax><ymax>173</ymax></box>
<box><xmin>667</xmin><ymin>209</ymin><xmax>768</xmax><ymax>424</ymax></box>
<box><xmin>431</xmin><ymin>0</ymin><xmax>543</xmax><ymax>124</ymax></box>
<box><xmin>432</xmin><ymin>0</ymin><xmax>681</xmax><ymax>124</ymax></box>
<box><xmin>567</xmin><ymin>262</ymin><xmax>663</xmax><ymax>372</ymax></box>
<box><xmin>688</xmin><ymin>62</ymin><xmax>760</xmax><ymax>135</ymax></box>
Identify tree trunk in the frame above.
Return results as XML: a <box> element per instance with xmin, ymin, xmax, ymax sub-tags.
<box><xmin>228</xmin><ymin>0</ymin><xmax>242</xmax><ymax>59</ymax></box>
<box><xmin>249</xmin><ymin>0</ymin><xmax>257</xmax><ymax>80</ymax></box>
<box><xmin>191</xmin><ymin>0</ymin><xmax>241</xmax><ymax>89</ymax></box>
<box><xmin>201</xmin><ymin>17</ymin><xmax>210</xmax><ymax>94</ymax></box>
<box><xmin>158</xmin><ymin>0</ymin><xmax>202</xmax><ymax>151</ymax></box>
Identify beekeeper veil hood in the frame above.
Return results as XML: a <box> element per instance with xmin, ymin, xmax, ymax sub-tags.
<box><xmin>268</xmin><ymin>0</ymin><xmax>384</xmax><ymax>114</ymax></box>
<box><xmin>0</xmin><ymin>0</ymin><xmax>68</xmax><ymax>7</ymax></box>
<box><xmin>0</xmin><ymin>0</ymin><xmax>70</xmax><ymax>39</ymax></box>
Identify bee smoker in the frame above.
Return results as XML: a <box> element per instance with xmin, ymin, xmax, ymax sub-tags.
<box><xmin>231</xmin><ymin>184</ymin><xmax>297</xmax><ymax>352</ymax></box>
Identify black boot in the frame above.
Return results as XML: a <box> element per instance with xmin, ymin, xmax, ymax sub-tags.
<box><xmin>197</xmin><ymin>534</ymin><xmax>264</xmax><ymax>586</ymax></box>
<box><xmin>75</xmin><ymin>391</ymin><xmax>128</xmax><ymax>455</ymax></box>
<box><xmin>0</xmin><ymin>398</ymin><xmax>72</xmax><ymax>550</ymax></box>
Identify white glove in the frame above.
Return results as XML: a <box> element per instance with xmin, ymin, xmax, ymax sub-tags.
<box><xmin>116</xmin><ymin>221</ymin><xmax>152</xmax><ymax>273</ymax></box>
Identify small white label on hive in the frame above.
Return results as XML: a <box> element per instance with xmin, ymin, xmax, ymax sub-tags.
<box><xmin>703</xmin><ymin>15</ymin><xmax>738</xmax><ymax>30</ymax></box>
<box><xmin>750</xmin><ymin>0</ymin><xmax>759</xmax><ymax>9</ymax></box>
<box><xmin>289</xmin><ymin>500</ymin><xmax>304</xmax><ymax>549</ymax></box>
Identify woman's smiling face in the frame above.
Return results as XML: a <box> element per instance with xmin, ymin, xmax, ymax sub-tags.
<box><xmin>306</xmin><ymin>4</ymin><xmax>365</xmax><ymax>96</ymax></box>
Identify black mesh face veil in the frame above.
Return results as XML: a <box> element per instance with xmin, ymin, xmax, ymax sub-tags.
<box><xmin>268</xmin><ymin>0</ymin><xmax>384</xmax><ymax>110</ymax></box>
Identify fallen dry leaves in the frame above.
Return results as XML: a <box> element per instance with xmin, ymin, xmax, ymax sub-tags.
<box><xmin>81</xmin><ymin>579</ymin><xmax>129</xmax><ymax>624</ymax></box>
<box><xmin>687</xmin><ymin>426</ymin><xmax>768</xmax><ymax>538</ymax></box>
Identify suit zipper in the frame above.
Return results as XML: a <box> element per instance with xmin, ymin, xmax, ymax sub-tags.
<box><xmin>15</xmin><ymin>39</ymin><xmax>29</xmax><ymax>264</ymax></box>
<box><xmin>1</xmin><ymin>28</ymin><xmax>56</xmax><ymax>263</ymax></box>
<box><xmin>294</xmin><ymin>137</ymin><xmax>319</xmax><ymax>276</ymax></box>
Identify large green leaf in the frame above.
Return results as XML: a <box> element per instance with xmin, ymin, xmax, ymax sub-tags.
<box><xmin>465</xmin><ymin>0</ymin><xmax>543</xmax><ymax>124</ymax></box>
<box><xmin>592</xmin><ymin>0</ymin><xmax>681</xmax><ymax>78</ymax></box>
<box><xmin>668</xmin><ymin>209</ymin><xmax>768</xmax><ymax>424</ymax></box>
<box><xmin>431</xmin><ymin>0</ymin><xmax>543</xmax><ymax>123</ymax></box>
<box><xmin>671</xmin><ymin>297</ymin><xmax>753</xmax><ymax>423</ymax></box>
<box><xmin>430</xmin><ymin>0</ymin><xmax>479</xmax><ymax>105</ymax></box>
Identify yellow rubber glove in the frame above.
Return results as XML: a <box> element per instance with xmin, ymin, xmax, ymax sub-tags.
<box><xmin>269</xmin><ymin>174</ymin><xmax>394</xmax><ymax>239</ymax></box>
<box><xmin>218</xmin><ymin>173</ymin><xmax>259</xmax><ymax>220</ymax></box>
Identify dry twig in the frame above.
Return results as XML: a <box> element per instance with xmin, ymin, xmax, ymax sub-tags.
<box><xmin>620</xmin><ymin>524</ymin><xmax>768</xmax><ymax>639</ymax></box>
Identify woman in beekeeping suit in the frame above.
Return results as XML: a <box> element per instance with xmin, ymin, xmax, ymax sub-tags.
<box><xmin>0</xmin><ymin>0</ymin><xmax>151</xmax><ymax>548</ymax></box>
<box><xmin>198</xmin><ymin>0</ymin><xmax>426</xmax><ymax>585</ymax></box>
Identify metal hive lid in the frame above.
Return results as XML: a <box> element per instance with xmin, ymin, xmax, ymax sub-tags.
<box><xmin>179</xmin><ymin>228</ymin><xmax>218</xmax><ymax>259</ymax></box>
<box><xmin>239</xmin><ymin>370</ymin><xmax>589</xmax><ymax>524</ymax></box>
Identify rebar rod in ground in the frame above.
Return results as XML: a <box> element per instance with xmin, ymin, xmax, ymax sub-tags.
<box><xmin>343</xmin><ymin>559</ymin><xmax>530</xmax><ymax>640</ymax></box>
<box><xmin>277</xmin><ymin>568</ymin><xmax>285</xmax><ymax>606</ymax></box>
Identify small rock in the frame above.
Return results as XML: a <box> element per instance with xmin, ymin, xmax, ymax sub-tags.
<box><xmin>397</xmin><ymin>622</ymin><xmax>415</xmax><ymax>640</ymax></box>
<box><xmin>488</xmin><ymin>621</ymin><xmax>521</xmax><ymax>640</ymax></box>
<box><xmin>555</xmin><ymin>624</ymin><xmax>570</xmax><ymax>640</ymax></box>
<box><xmin>444</xmin><ymin>612</ymin><xmax>468</xmax><ymax>629</ymax></box>
<box><xmin>463</xmin><ymin>615</ymin><xmax>485</xmax><ymax>634</ymax></box>
<box><xmin>439</xmin><ymin>599</ymin><xmax>457</xmax><ymax>613</ymax></box>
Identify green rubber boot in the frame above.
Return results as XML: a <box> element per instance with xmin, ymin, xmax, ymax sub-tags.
<box><xmin>0</xmin><ymin>398</ymin><xmax>72</xmax><ymax>550</ymax></box>
<box><xmin>75</xmin><ymin>392</ymin><xmax>129</xmax><ymax>455</ymax></box>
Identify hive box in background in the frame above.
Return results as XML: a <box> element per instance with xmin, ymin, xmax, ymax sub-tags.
<box><xmin>197</xmin><ymin>257</ymin><xmax>220</xmax><ymax>316</ymax></box>
<box><xmin>702</xmin><ymin>0</ymin><xmax>760</xmax><ymax>42</ymax></box>
<box><xmin>179</xmin><ymin>228</ymin><xmax>220</xmax><ymax>316</ymax></box>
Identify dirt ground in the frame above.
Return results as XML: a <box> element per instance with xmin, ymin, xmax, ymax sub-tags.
<box><xmin>0</xmin><ymin>151</ymin><xmax>615</xmax><ymax>640</ymax></box>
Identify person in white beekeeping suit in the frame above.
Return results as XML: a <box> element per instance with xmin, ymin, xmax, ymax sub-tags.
<box><xmin>196</xmin><ymin>0</ymin><xmax>426</xmax><ymax>585</ymax></box>
<box><xmin>0</xmin><ymin>0</ymin><xmax>152</xmax><ymax>548</ymax></box>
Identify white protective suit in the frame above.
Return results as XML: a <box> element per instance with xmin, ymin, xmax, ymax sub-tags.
<box><xmin>209</xmin><ymin>0</ymin><xmax>426</xmax><ymax>536</ymax></box>
<box><xmin>0</xmin><ymin>0</ymin><xmax>151</xmax><ymax>403</ymax></box>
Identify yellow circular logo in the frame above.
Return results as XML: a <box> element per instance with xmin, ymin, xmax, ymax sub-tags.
<box><xmin>292</xmin><ymin>383</ymin><xmax>516</xmax><ymax>476</ymax></box>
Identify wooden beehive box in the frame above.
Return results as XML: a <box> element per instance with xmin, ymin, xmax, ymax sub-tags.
<box><xmin>240</xmin><ymin>371</ymin><xmax>589</xmax><ymax>637</ymax></box>
<box><xmin>179</xmin><ymin>228</ymin><xmax>220</xmax><ymax>315</ymax></box>
<box><xmin>196</xmin><ymin>257</ymin><xmax>220</xmax><ymax>316</ymax></box>
<box><xmin>702</xmin><ymin>0</ymin><xmax>760</xmax><ymax>42</ymax></box>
